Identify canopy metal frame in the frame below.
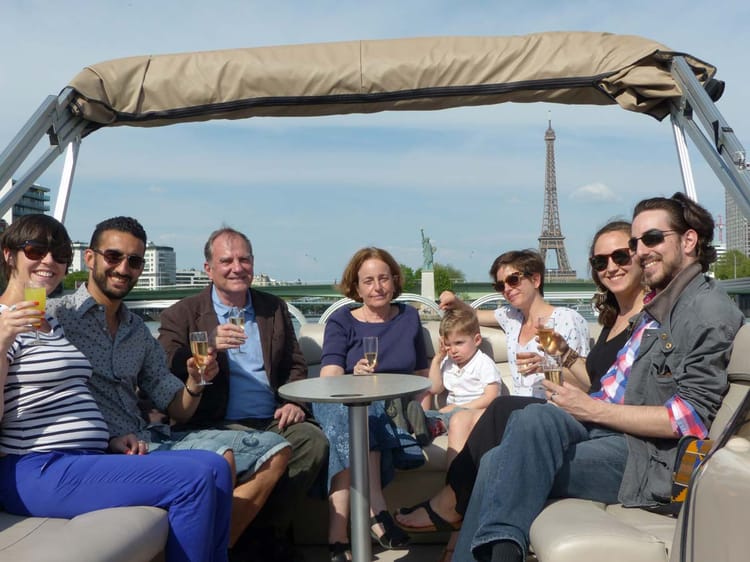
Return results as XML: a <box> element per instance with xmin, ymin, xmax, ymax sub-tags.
<box><xmin>0</xmin><ymin>55</ymin><xmax>748</xmax><ymax>224</ymax></box>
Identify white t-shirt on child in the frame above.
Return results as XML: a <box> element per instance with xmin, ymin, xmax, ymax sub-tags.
<box><xmin>441</xmin><ymin>349</ymin><xmax>505</xmax><ymax>406</ymax></box>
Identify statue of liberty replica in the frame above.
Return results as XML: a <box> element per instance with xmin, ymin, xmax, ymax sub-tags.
<box><xmin>420</xmin><ymin>228</ymin><xmax>436</xmax><ymax>300</ymax></box>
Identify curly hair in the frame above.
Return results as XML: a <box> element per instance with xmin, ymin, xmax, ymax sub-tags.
<box><xmin>90</xmin><ymin>216</ymin><xmax>147</xmax><ymax>249</ymax></box>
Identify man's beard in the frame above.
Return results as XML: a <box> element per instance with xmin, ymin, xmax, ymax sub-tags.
<box><xmin>91</xmin><ymin>266</ymin><xmax>137</xmax><ymax>300</ymax></box>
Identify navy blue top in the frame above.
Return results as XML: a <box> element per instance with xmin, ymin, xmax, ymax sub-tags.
<box><xmin>321</xmin><ymin>303</ymin><xmax>429</xmax><ymax>373</ymax></box>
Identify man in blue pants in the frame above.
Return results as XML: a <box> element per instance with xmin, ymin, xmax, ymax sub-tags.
<box><xmin>454</xmin><ymin>193</ymin><xmax>744</xmax><ymax>562</ymax></box>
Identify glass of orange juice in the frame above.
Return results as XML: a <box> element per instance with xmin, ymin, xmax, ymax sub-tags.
<box><xmin>24</xmin><ymin>281</ymin><xmax>46</xmax><ymax>345</ymax></box>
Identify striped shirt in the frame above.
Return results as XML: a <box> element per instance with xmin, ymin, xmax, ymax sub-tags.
<box><xmin>1</xmin><ymin>308</ymin><xmax>109</xmax><ymax>454</ymax></box>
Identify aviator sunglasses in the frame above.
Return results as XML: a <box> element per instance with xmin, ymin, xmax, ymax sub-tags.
<box><xmin>627</xmin><ymin>229</ymin><xmax>677</xmax><ymax>252</ymax></box>
<box><xmin>91</xmin><ymin>248</ymin><xmax>146</xmax><ymax>269</ymax></box>
<box><xmin>16</xmin><ymin>240</ymin><xmax>72</xmax><ymax>265</ymax></box>
<box><xmin>493</xmin><ymin>271</ymin><xmax>531</xmax><ymax>293</ymax></box>
<box><xmin>589</xmin><ymin>248</ymin><xmax>632</xmax><ymax>272</ymax></box>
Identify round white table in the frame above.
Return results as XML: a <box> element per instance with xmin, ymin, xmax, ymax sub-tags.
<box><xmin>279</xmin><ymin>373</ymin><xmax>430</xmax><ymax>562</ymax></box>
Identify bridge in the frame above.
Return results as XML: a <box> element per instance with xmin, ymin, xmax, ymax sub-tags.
<box><xmin>125</xmin><ymin>277</ymin><xmax>750</xmax><ymax>324</ymax></box>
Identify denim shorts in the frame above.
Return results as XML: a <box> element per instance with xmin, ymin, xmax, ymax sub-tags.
<box><xmin>425</xmin><ymin>406</ymin><xmax>468</xmax><ymax>428</ymax></box>
<box><xmin>148</xmin><ymin>428</ymin><xmax>290</xmax><ymax>483</ymax></box>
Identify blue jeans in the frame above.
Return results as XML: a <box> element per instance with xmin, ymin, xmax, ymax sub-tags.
<box><xmin>453</xmin><ymin>402</ymin><xmax>628</xmax><ymax>561</ymax></box>
<box><xmin>0</xmin><ymin>449</ymin><xmax>233</xmax><ymax>562</ymax></box>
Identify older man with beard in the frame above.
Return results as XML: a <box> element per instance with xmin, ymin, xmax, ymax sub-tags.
<box><xmin>47</xmin><ymin>216</ymin><xmax>293</xmax><ymax>557</ymax></box>
<box><xmin>451</xmin><ymin>193</ymin><xmax>744</xmax><ymax>562</ymax></box>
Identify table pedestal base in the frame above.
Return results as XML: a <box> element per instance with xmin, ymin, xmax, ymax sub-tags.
<box><xmin>349</xmin><ymin>403</ymin><xmax>371</xmax><ymax>562</ymax></box>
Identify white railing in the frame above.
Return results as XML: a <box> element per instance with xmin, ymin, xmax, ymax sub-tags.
<box><xmin>317</xmin><ymin>293</ymin><xmax>443</xmax><ymax>324</ymax></box>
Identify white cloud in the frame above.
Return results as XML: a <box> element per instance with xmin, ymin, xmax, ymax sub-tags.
<box><xmin>570</xmin><ymin>183</ymin><xmax>621</xmax><ymax>202</ymax></box>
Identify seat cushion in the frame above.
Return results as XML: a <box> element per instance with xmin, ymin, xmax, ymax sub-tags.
<box><xmin>0</xmin><ymin>506</ymin><xmax>168</xmax><ymax>562</ymax></box>
<box><xmin>530</xmin><ymin>498</ymin><xmax>670</xmax><ymax>562</ymax></box>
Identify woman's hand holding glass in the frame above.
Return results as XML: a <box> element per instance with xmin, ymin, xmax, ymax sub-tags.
<box><xmin>0</xmin><ymin>300</ymin><xmax>44</xmax><ymax>351</ymax></box>
<box><xmin>515</xmin><ymin>351</ymin><xmax>544</xmax><ymax>376</ymax></box>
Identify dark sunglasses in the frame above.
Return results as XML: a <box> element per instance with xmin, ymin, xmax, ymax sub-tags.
<box><xmin>493</xmin><ymin>271</ymin><xmax>530</xmax><ymax>293</ymax></box>
<box><xmin>628</xmin><ymin>229</ymin><xmax>677</xmax><ymax>252</ymax></box>
<box><xmin>16</xmin><ymin>240</ymin><xmax>72</xmax><ymax>265</ymax></box>
<box><xmin>91</xmin><ymin>248</ymin><xmax>145</xmax><ymax>269</ymax></box>
<box><xmin>589</xmin><ymin>248</ymin><xmax>632</xmax><ymax>272</ymax></box>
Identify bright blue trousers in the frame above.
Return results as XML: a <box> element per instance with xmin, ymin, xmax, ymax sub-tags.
<box><xmin>0</xmin><ymin>449</ymin><xmax>232</xmax><ymax>562</ymax></box>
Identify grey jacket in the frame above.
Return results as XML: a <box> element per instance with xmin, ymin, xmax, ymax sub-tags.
<box><xmin>618</xmin><ymin>262</ymin><xmax>744</xmax><ymax>506</ymax></box>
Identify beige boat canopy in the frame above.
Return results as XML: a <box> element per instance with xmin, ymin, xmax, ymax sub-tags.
<box><xmin>3</xmin><ymin>30</ymin><xmax>749</xmax><ymax>224</ymax></box>
<box><xmin>67</xmin><ymin>31</ymin><xmax>717</xmax><ymax>132</ymax></box>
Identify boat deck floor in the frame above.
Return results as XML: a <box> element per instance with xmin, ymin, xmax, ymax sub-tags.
<box><xmin>298</xmin><ymin>542</ymin><xmax>446</xmax><ymax>561</ymax></box>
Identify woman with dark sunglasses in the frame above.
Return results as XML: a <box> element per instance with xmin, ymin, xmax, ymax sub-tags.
<box><xmin>396</xmin><ymin>249</ymin><xmax>589</xmax><ymax>556</ymax></box>
<box><xmin>396</xmin><ymin>226</ymin><xmax>645</xmax><ymax>562</ymax></box>
<box><xmin>441</xmin><ymin>249</ymin><xmax>591</xmax><ymax>399</ymax></box>
<box><xmin>0</xmin><ymin>214</ymin><xmax>234</xmax><ymax>562</ymax></box>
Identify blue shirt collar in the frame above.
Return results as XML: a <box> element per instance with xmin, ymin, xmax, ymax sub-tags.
<box><xmin>210</xmin><ymin>285</ymin><xmax>253</xmax><ymax>319</ymax></box>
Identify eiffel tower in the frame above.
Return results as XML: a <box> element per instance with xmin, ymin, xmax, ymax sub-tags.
<box><xmin>538</xmin><ymin>120</ymin><xmax>576</xmax><ymax>280</ymax></box>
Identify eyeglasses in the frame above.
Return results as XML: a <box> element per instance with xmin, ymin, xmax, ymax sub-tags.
<box><xmin>493</xmin><ymin>271</ymin><xmax>530</xmax><ymax>293</ymax></box>
<box><xmin>627</xmin><ymin>229</ymin><xmax>677</xmax><ymax>252</ymax></box>
<box><xmin>589</xmin><ymin>248</ymin><xmax>632</xmax><ymax>272</ymax></box>
<box><xmin>91</xmin><ymin>248</ymin><xmax>145</xmax><ymax>269</ymax></box>
<box><xmin>16</xmin><ymin>240</ymin><xmax>72</xmax><ymax>265</ymax></box>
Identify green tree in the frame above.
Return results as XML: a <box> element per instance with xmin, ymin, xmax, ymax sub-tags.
<box><xmin>399</xmin><ymin>263</ymin><xmax>419</xmax><ymax>293</ymax></box>
<box><xmin>413</xmin><ymin>262</ymin><xmax>465</xmax><ymax>295</ymax></box>
<box><xmin>712</xmin><ymin>250</ymin><xmax>750</xmax><ymax>279</ymax></box>
<box><xmin>63</xmin><ymin>270</ymin><xmax>89</xmax><ymax>290</ymax></box>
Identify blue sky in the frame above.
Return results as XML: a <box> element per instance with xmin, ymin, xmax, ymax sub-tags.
<box><xmin>1</xmin><ymin>1</ymin><xmax>748</xmax><ymax>283</ymax></box>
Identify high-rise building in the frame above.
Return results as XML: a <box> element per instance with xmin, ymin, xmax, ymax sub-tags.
<box><xmin>136</xmin><ymin>242</ymin><xmax>177</xmax><ymax>289</ymax></box>
<box><xmin>725</xmin><ymin>192</ymin><xmax>750</xmax><ymax>256</ymax></box>
<box><xmin>0</xmin><ymin>182</ymin><xmax>51</xmax><ymax>229</ymax></box>
<box><xmin>175</xmin><ymin>269</ymin><xmax>210</xmax><ymax>287</ymax></box>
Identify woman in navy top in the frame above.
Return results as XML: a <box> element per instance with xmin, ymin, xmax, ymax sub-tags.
<box><xmin>314</xmin><ymin>247</ymin><xmax>429</xmax><ymax>561</ymax></box>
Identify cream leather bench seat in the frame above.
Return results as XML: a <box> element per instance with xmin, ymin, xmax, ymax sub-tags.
<box><xmin>0</xmin><ymin>506</ymin><xmax>168</xmax><ymax>562</ymax></box>
<box><xmin>295</xmin><ymin>318</ymin><xmax>750</xmax><ymax>562</ymax></box>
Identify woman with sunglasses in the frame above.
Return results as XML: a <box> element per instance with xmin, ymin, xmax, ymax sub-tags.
<box><xmin>0</xmin><ymin>214</ymin><xmax>234</xmax><ymax>562</ymax></box>
<box><xmin>397</xmin><ymin>232</ymin><xmax>644</xmax><ymax>561</ymax></box>
<box><xmin>442</xmin><ymin>249</ymin><xmax>591</xmax><ymax>398</ymax></box>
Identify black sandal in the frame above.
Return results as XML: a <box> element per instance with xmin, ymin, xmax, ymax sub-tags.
<box><xmin>329</xmin><ymin>541</ymin><xmax>351</xmax><ymax>562</ymax></box>
<box><xmin>396</xmin><ymin>500</ymin><xmax>462</xmax><ymax>533</ymax></box>
<box><xmin>370</xmin><ymin>510</ymin><xmax>411</xmax><ymax>549</ymax></box>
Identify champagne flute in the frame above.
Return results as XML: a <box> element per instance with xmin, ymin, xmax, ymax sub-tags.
<box><xmin>536</xmin><ymin>316</ymin><xmax>563</xmax><ymax>383</ymax></box>
<box><xmin>189</xmin><ymin>331</ymin><xmax>212</xmax><ymax>386</ymax></box>
<box><xmin>541</xmin><ymin>353</ymin><xmax>564</xmax><ymax>384</ymax></box>
<box><xmin>535</xmin><ymin>316</ymin><xmax>556</xmax><ymax>352</ymax></box>
<box><xmin>24</xmin><ymin>281</ymin><xmax>47</xmax><ymax>346</ymax></box>
<box><xmin>362</xmin><ymin>336</ymin><xmax>378</xmax><ymax>373</ymax></box>
<box><xmin>228</xmin><ymin>307</ymin><xmax>245</xmax><ymax>354</ymax></box>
